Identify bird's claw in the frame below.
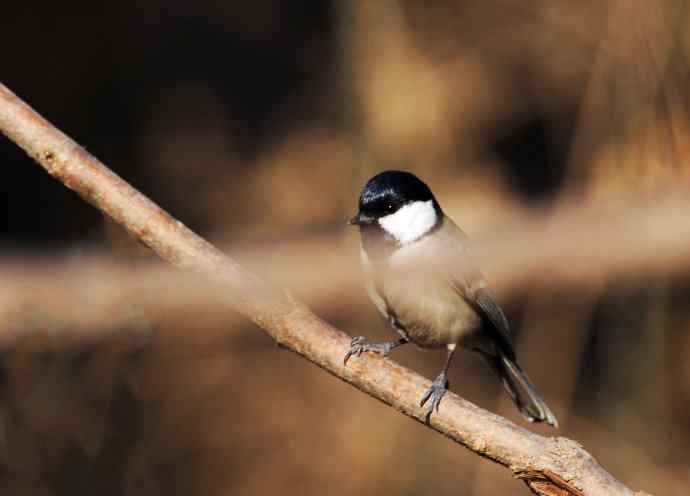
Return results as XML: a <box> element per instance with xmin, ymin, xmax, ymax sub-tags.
<box><xmin>420</xmin><ymin>373</ymin><xmax>449</xmax><ymax>421</ymax></box>
<box><xmin>343</xmin><ymin>336</ymin><xmax>394</xmax><ymax>365</ymax></box>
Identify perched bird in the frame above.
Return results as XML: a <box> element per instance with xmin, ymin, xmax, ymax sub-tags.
<box><xmin>344</xmin><ymin>170</ymin><xmax>558</xmax><ymax>427</ymax></box>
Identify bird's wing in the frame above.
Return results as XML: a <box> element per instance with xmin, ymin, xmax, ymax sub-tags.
<box><xmin>437</xmin><ymin>219</ymin><xmax>516</xmax><ymax>359</ymax></box>
<box><xmin>471</xmin><ymin>286</ymin><xmax>515</xmax><ymax>360</ymax></box>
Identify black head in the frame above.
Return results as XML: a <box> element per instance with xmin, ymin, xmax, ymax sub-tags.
<box><xmin>349</xmin><ymin>170</ymin><xmax>440</xmax><ymax>226</ymax></box>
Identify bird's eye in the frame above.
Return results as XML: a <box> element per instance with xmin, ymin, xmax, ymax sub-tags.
<box><xmin>385</xmin><ymin>203</ymin><xmax>395</xmax><ymax>213</ymax></box>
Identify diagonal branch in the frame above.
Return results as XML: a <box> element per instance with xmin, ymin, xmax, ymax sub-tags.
<box><xmin>0</xmin><ymin>83</ymin><xmax>647</xmax><ymax>496</ymax></box>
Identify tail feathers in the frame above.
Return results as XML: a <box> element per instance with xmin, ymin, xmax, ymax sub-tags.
<box><xmin>480</xmin><ymin>352</ymin><xmax>559</xmax><ymax>428</ymax></box>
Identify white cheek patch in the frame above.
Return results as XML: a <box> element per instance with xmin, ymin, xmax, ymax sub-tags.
<box><xmin>378</xmin><ymin>200</ymin><xmax>437</xmax><ymax>244</ymax></box>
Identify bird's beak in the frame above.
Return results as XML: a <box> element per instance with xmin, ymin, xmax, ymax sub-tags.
<box><xmin>349</xmin><ymin>212</ymin><xmax>373</xmax><ymax>226</ymax></box>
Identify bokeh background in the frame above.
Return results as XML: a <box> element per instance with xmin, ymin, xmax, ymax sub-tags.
<box><xmin>1</xmin><ymin>1</ymin><xmax>690</xmax><ymax>494</ymax></box>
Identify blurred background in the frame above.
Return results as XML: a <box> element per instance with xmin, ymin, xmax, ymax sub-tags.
<box><xmin>1</xmin><ymin>0</ymin><xmax>690</xmax><ymax>494</ymax></box>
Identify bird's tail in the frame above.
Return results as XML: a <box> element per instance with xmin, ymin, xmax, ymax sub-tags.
<box><xmin>480</xmin><ymin>351</ymin><xmax>559</xmax><ymax>428</ymax></box>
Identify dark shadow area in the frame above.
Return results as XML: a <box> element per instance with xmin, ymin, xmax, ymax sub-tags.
<box><xmin>491</xmin><ymin>110</ymin><xmax>572</xmax><ymax>203</ymax></box>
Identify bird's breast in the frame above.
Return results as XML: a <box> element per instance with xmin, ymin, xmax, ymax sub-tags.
<box><xmin>381</xmin><ymin>269</ymin><xmax>483</xmax><ymax>348</ymax></box>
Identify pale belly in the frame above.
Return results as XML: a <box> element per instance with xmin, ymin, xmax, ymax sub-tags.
<box><xmin>382</xmin><ymin>274</ymin><xmax>483</xmax><ymax>349</ymax></box>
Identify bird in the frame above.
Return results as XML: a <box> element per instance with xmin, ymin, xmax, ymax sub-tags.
<box><xmin>344</xmin><ymin>170</ymin><xmax>558</xmax><ymax>427</ymax></box>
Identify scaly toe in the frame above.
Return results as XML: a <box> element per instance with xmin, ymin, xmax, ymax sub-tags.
<box><xmin>420</xmin><ymin>375</ymin><xmax>449</xmax><ymax>420</ymax></box>
<box><xmin>343</xmin><ymin>336</ymin><xmax>367</xmax><ymax>365</ymax></box>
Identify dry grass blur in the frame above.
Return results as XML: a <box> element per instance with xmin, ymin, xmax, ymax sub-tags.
<box><xmin>2</xmin><ymin>0</ymin><xmax>690</xmax><ymax>495</ymax></box>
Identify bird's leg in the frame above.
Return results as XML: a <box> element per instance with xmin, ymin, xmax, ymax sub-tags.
<box><xmin>343</xmin><ymin>336</ymin><xmax>408</xmax><ymax>365</ymax></box>
<box><xmin>420</xmin><ymin>343</ymin><xmax>457</xmax><ymax>419</ymax></box>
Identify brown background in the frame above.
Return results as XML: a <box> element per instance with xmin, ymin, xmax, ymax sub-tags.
<box><xmin>1</xmin><ymin>1</ymin><xmax>689</xmax><ymax>494</ymax></box>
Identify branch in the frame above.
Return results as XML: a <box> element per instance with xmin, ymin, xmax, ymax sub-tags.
<box><xmin>0</xmin><ymin>83</ymin><xmax>647</xmax><ymax>496</ymax></box>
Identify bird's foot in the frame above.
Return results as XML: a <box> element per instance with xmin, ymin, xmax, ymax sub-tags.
<box><xmin>343</xmin><ymin>336</ymin><xmax>398</xmax><ymax>365</ymax></box>
<box><xmin>420</xmin><ymin>372</ymin><xmax>449</xmax><ymax>421</ymax></box>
